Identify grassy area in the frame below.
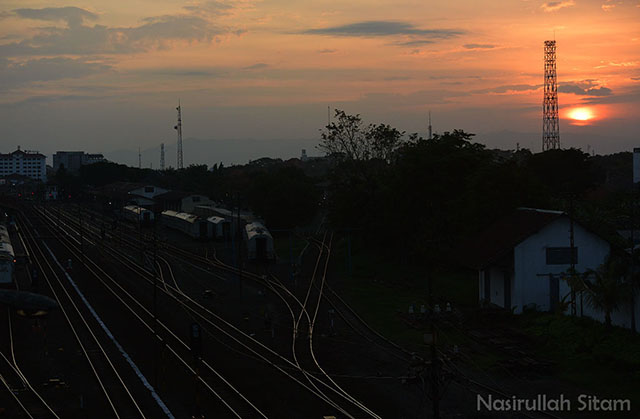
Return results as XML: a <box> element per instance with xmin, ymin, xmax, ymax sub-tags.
<box><xmin>333</xmin><ymin>235</ymin><xmax>477</xmax><ymax>352</ymax></box>
<box><xmin>518</xmin><ymin>312</ymin><xmax>640</xmax><ymax>404</ymax></box>
<box><xmin>273</xmin><ymin>234</ymin><xmax>308</xmax><ymax>262</ymax></box>
<box><xmin>333</xmin><ymin>237</ymin><xmax>640</xmax><ymax>410</ymax></box>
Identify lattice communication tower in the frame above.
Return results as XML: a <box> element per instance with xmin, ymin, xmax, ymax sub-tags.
<box><xmin>174</xmin><ymin>102</ymin><xmax>184</xmax><ymax>169</ymax></box>
<box><xmin>543</xmin><ymin>40</ymin><xmax>560</xmax><ymax>151</ymax></box>
<box><xmin>160</xmin><ymin>143</ymin><xmax>165</xmax><ymax>170</ymax></box>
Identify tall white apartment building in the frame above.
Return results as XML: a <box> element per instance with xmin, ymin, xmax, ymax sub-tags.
<box><xmin>0</xmin><ymin>147</ymin><xmax>47</xmax><ymax>182</ymax></box>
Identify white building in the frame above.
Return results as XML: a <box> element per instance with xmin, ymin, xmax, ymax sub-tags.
<box><xmin>0</xmin><ymin>147</ymin><xmax>47</xmax><ymax>182</ymax></box>
<box><xmin>463</xmin><ymin>207</ymin><xmax>639</xmax><ymax>330</ymax></box>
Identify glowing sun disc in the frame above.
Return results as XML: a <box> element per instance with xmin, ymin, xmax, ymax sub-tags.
<box><xmin>568</xmin><ymin>107</ymin><xmax>594</xmax><ymax>121</ymax></box>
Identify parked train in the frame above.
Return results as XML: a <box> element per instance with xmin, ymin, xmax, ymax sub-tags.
<box><xmin>161</xmin><ymin>210</ymin><xmax>209</xmax><ymax>239</ymax></box>
<box><xmin>0</xmin><ymin>224</ymin><xmax>16</xmax><ymax>286</ymax></box>
<box><xmin>207</xmin><ymin>216</ymin><xmax>231</xmax><ymax>240</ymax></box>
<box><xmin>244</xmin><ymin>222</ymin><xmax>275</xmax><ymax>261</ymax></box>
<box><xmin>122</xmin><ymin>205</ymin><xmax>155</xmax><ymax>225</ymax></box>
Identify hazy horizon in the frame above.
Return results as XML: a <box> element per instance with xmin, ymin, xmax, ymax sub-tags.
<box><xmin>12</xmin><ymin>127</ymin><xmax>628</xmax><ymax>170</ymax></box>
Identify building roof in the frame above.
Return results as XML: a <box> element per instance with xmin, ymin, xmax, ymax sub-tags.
<box><xmin>459</xmin><ymin>208</ymin><xmax>566</xmax><ymax>269</ymax></box>
<box><xmin>0</xmin><ymin>149</ymin><xmax>46</xmax><ymax>159</ymax></box>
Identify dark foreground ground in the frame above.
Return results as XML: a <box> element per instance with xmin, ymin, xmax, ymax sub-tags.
<box><xmin>1</xmin><ymin>202</ymin><xmax>638</xmax><ymax>418</ymax></box>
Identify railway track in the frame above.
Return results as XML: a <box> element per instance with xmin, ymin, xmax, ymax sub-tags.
<box><xmin>16</xmin><ymin>211</ymin><xmax>151</xmax><ymax>418</ymax></box>
<box><xmin>0</xmin><ymin>308</ymin><xmax>59</xmax><ymax>419</ymax></box>
<box><xmin>261</xmin><ymin>232</ymin><xmax>382</xmax><ymax>419</ymax></box>
<box><xmin>286</xmin><ymin>231</ymin><xmax>566</xmax><ymax>419</ymax></box>
<box><xmin>44</xmin><ymin>203</ymin><xmax>566</xmax><ymax>419</ymax></box>
<box><xmin>29</xmin><ymin>205</ymin><xmax>267</xmax><ymax>418</ymax></box>
<box><xmin>40</xmin><ymin>204</ymin><xmax>385</xmax><ymax>417</ymax></box>
<box><xmin>0</xmin><ymin>226</ymin><xmax>61</xmax><ymax>419</ymax></box>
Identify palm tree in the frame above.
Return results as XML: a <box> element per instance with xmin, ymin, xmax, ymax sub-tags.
<box><xmin>582</xmin><ymin>255</ymin><xmax>631</xmax><ymax>328</ymax></box>
<box><xmin>561</xmin><ymin>266</ymin><xmax>585</xmax><ymax>315</ymax></box>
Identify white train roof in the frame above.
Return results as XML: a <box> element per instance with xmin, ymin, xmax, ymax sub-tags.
<box><xmin>0</xmin><ymin>242</ymin><xmax>14</xmax><ymax>259</ymax></box>
<box><xmin>162</xmin><ymin>210</ymin><xmax>201</xmax><ymax>224</ymax></box>
<box><xmin>245</xmin><ymin>222</ymin><xmax>272</xmax><ymax>239</ymax></box>
<box><xmin>207</xmin><ymin>216</ymin><xmax>228</xmax><ymax>224</ymax></box>
<box><xmin>0</xmin><ymin>226</ymin><xmax>10</xmax><ymax>245</ymax></box>
<box><xmin>124</xmin><ymin>205</ymin><xmax>151</xmax><ymax>214</ymax></box>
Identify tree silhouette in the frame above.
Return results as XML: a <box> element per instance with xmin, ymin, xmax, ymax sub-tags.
<box><xmin>582</xmin><ymin>255</ymin><xmax>631</xmax><ymax>328</ymax></box>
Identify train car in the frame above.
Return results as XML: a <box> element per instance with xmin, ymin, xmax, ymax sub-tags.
<box><xmin>7</xmin><ymin>215</ymin><xmax>17</xmax><ymax>232</ymax></box>
<box><xmin>122</xmin><ymin>205</ymin><xmax>155</xmax><ymax>226</ymax></box>
<box><xmin>0</xmin><ymin>225</ymin><xmax>15</xmax><ymax>286</ymax></box>
<box><xmin>244</xmin><ymin>222</ymin><xmax>275</xmax><ymax>261</ymax></box>
<box><xmin>161</xmin><ymin>210</ymin><xmax>209</xmax><ymax>239</ymax></box>
<box><xmin>194</xmin><ymin>205</ymin><xmax>234</xmax><ymax>220</ymax></box>
<box><xmin>207</xmin><ymin>216</ymin><xmax>231</xmax><ymax>240</ymax></box>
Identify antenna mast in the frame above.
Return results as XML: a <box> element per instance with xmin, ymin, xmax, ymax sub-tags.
<box><xmin>160</xmin><ymin>143</ymin><xmax>165</xmax><ymax>171</ymax></box>
<box><xmin>138</xmin><ymin>147</ymin><xmax>142</xmax><ymax>169</ymax></box>
<box><xmin>543</xmin><ymin>40</ymin><xmax>560</xmax><ymax>151</ymax></box>
<box><xmin>174</xmin><ymin>101</ymin><xmax>184</xmax><ymax>169</ymax></box>
<box><xmin>428</xmin><ymin>111</ymin><xmax>433</xmax><ymax>140</ymax></box>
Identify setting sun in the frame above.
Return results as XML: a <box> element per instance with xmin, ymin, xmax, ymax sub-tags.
<box><xmin>566</xmin><ymin>107</ymin><xmax>596</xmax><ymax>124</ymax></box>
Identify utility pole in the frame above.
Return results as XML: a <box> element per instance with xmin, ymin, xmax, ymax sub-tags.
<box><xmin>139</xmin><ymin>210</ymin><xmax>143</xmax><ymax>263</ymax></box>
<box><xmin>630</xmin><ymin>189</ymin><xmax>636</xmax><ymax>332</ymax></box>
<box><xmin>430</xmin><ymin>322</ymin><xmax>440</xmax><ymax>419</ymax></box>
<box><xmin>153</xmin><ymin>221</ymin><xmax>159</xmax><ymax>387</ymax></box>
<box><xmin>569</xmin><ymin>196</ymin><xmax>576</xmax><ymax>316</ymax></box>
<box><xmin>236</xmin><ymin>193</ymin><xmax>243</xmax><ymax>300</ymax></box>
<box><xmin>190</xmin><ymin>323</ymin><xmax>202</xmax><ymax>418</ymax></box>
<box><xmin>57</xmin><ymin>201</ymin><xmax>61</xmax><ymax>233</ymax></box>
<box><xmin>78</xmin><ymin>202</ymin><xmax>84</xmax><ymax>264</ymax></box>
<box><xmin>347</xmin><ymin>232</ymin><xmax>352</xmax><ymax>276</ymax></box>
<box><xmin>289</xmin><ymin>230</ymin><xmax>293</xmax><ymax>283</ymax></box>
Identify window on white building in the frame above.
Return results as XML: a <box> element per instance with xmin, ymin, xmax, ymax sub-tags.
<box><xmin>546</xmin><ymin>247</ymin><xmax>578</xmax><ymax>265</ymax></box>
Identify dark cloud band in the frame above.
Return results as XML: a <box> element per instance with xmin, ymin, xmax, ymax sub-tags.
<box><xmin>302</xmin><ymin>20</ymin><xmax>463</xmax><ymax>39</ymax></box>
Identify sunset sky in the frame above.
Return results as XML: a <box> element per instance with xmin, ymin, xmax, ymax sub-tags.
<box><xmin>1</xmin><ymin>0</ymin><xmax>639</xmax><ymax>165</ymax></box>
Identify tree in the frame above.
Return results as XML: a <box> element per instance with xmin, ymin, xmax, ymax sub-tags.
<box><xmin>318</xmin><ymin>109</ymin><xmax>406</xmax><ymax>162</ymax></box>
<box><xmin>247</xmin><ymin>167</ymin><xmax>319</xmax><ymax>229</ymax></box>
<box><xmin>527</xmin><ymin>148</ymin><xmax>600</xmax><ymax>198</ymax></box>
<box><xmin>582</xmin><ymin>255</ymin><xmax>631</xmax><ymax>328</ymax></box>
